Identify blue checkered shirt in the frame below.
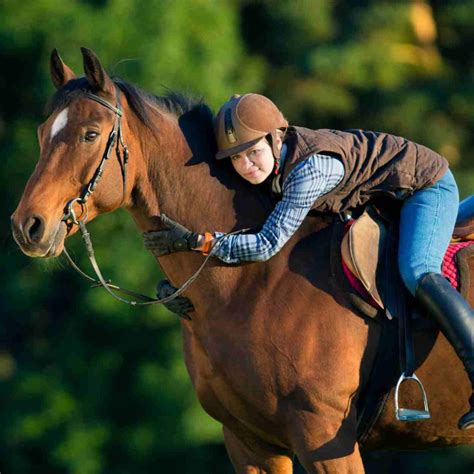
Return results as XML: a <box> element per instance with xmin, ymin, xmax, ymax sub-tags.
<box><xmin>212</xmin><ymin>147</ymin><xmax>345</xmax><ymax>263</ymax></box>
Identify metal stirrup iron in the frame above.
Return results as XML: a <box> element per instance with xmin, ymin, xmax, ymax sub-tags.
<box><xmin>394</xmin><ymin>293</ymin><xmax>431</xmax><ymax>421</ymax></box>
<box><xmin>394</xmin><ymin>372</ymin><xmax>431</xmax><ymax>421</ymax></box>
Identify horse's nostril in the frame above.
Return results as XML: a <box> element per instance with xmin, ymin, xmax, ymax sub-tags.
<box><xmin>24</xmin><ymin>215</ymin><xmax>45</xmax><ymax>243</ymax></box>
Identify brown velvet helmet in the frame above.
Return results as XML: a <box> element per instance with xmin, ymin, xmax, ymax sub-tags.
<box><xmin>214</xmin><ymin>93</ymin><xmax>288</xmax><ymax>160</ymax></box>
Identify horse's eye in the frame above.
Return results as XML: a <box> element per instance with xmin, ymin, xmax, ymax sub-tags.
<box><xmin>84</xmin><ymin>131</ymin><xmax>99</xmax><ymax>142</ymax></box>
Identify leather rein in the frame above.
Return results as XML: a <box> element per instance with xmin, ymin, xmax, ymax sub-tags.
<box><xmin>60</xmin><ymin>87</ymin><xmax>222</xmax><ymax>308</ymax></box>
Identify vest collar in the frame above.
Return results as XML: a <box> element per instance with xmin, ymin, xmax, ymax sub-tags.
<box><xmin>274</xmin><ymin>143</ymin><xmax>287</xmax><ymax>175</ymax></box>
<box><xmin>271</xmin><ymin>144</ymin><xmax>288</xmax><ymax>195</ymax></box>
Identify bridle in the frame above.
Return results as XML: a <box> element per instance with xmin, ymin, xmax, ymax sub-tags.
<box><xmin>63</xmin><ymin>89</ymin><xmax>129</xmax><ymax>223</ymax></box>
<box><xmin>60</xmin><ymin>87</ymin><xmax>223</xmax><ymax>311</ymax></box>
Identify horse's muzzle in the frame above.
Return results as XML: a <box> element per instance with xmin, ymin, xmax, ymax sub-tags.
<box><xmin>11</xmin><ymin>213</ymin><xmax>67</xmax><ymax>257</ymax></box>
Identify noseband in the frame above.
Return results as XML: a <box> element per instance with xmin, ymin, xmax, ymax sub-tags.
<box><xmin>60</xmin><ymin>87</ymin><xmax>219</xmax><ymax>310</ymax></box>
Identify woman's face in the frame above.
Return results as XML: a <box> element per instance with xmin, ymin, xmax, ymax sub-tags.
<box><xmin>230</xmin><ymin>136</ymin><xmax>282</xmax><ymax>184</ymax></box>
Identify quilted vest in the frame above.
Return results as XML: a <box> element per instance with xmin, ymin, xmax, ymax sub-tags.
<box><xmin>276</xmin><ymin>126</ymin><xmax>449</xmax><ymax>213</ymax></box>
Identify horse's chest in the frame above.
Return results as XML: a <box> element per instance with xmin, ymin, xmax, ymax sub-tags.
<box><xmin>184</xmin><ymin>327</ymin><xmax>280</xmax><ymax>423</ymax></box>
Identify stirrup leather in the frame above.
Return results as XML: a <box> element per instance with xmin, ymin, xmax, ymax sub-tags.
<box><xmin>394</xmin><ymin>372</ymin><xmax>431</xmax><ymax>421</ymax></box>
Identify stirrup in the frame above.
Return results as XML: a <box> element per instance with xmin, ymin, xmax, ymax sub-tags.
<box><xmin>394</xmin><ymin>372</ymin><xmax>431</xmax><ymax>421</ymax></box>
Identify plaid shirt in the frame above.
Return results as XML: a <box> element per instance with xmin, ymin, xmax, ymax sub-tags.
<box><xmin>212</xmin><ymin>147</ymin><xmax>345</xmax><ymax>263</ymax></box>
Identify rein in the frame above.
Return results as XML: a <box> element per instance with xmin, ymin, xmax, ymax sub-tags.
<box><xmin>60</xmin><ymin>87</ymin><xmax>227</xmax><ymax>309</ymax></box>
<box><xmin>62</xmin><ymin>224</ymin><xmax>222</xmax><ymax>306</ymax></box>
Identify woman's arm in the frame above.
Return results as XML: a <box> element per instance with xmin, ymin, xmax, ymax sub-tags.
<box><xmin>208</xmin><ymin>154</ymin><xmax>344</xmax><ymax>264</ymax></box>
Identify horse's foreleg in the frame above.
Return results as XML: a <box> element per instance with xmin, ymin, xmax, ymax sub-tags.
<box><xmin>289</xmin><ymin>410</ymin><xmax>365</xmax><ymax>474</ymax></box>
<box><xmin>223</xmin><ymin>426</ymin><xmax>293</xmax><ymax>474</ymax></box>
<box><xmin>296</xmin><ymin>445</ymin><xmax>365</xmax><ymax>474</ymax></box>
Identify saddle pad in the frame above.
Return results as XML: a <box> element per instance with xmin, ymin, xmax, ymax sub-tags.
<box><xmin>442</xmin><ymin>240</ymin><xmax>474</xmax><ymax>289</ymax></box>
<box><xmin>342</xmin><ymin>224</ymin><xmax>474</xmax><ymax>309</ymax></box>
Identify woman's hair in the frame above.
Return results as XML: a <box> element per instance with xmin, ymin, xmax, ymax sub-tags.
<box><xmin>265</xmin><ymin>128</ymin><xmax>287</xmax><ymax>150</ymax></box>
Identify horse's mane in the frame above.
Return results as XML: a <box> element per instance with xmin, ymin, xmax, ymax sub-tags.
<box><xmin>45</xmin><ymin>77</ymin><xmax>215</xmax><ymax>138</ymax></box>
<box><xmin>45</xmin><ymin>76</ymin><xmax>270</xmax><ymax>221</ymax></box>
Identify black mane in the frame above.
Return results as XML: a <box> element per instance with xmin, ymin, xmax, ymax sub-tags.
<box><xmin>45</xmin><ymin>76</ymin><xmax>215</xmax><ymax>136</ymax></box>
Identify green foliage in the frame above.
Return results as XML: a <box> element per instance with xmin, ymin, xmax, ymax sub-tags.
<box><xmin>2</xmin><ymin>0</ymin><xmax>474</xmax><ymax>473</ymax></box>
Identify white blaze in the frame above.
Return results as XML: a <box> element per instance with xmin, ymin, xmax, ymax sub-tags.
<box><xmin>50</xmin><ymin>107</ymin><xmax>69</xmax><ymax>142</ymax></box>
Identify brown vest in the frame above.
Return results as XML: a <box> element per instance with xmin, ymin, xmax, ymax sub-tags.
<box><xmin>276</xmin><ymin>126</ymin><xmax>449</xmax><ymax>213</ymax></box>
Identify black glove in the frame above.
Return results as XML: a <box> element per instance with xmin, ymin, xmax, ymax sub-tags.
<box><xmin>157</xmin><ymin>279</ymin><xmax>194</xmax><ymax>320</ymax></box>
<box><xmin>143</xmin><ymin>214</ymin><xmax>200</xmax><ymax>257</ymax></box>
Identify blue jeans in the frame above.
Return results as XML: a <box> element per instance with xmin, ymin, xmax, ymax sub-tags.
<box><xmin>458</xmin><ymin>195</ymin><xmax>474</xmax><ymax>223</ymax></box>
<box><xmin>399</xmin><ymin>169</ymin><xmax>459</xmax><ymax>296</ymax></box>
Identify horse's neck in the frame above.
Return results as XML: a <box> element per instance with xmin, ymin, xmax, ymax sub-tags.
<box><xmin>121</xmin><ymin>102</ymin><xmax>337</xmax><ymax>347</ymax></box>
<box><xmin>123</xmin><ymin>106</ymin><xmax>261</xmax><ymax>326</ymax></box>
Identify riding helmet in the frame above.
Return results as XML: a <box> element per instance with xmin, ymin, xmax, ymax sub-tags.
<box><xmin>214</xmin><ymin>93</ymin><xmax>288</xmax><ymax>160</ymax></box>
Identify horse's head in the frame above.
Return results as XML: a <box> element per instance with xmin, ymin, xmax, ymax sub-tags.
<box><xmin>11</xmin><ymin>48</ymin><xmax>133</xmax><ymax>257</ymax></box>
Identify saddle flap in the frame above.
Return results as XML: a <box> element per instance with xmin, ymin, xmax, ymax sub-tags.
<box><xmin>341</xmin><ymin>209</ymin><xmax>387</xmax><ymax>308</ymax></box>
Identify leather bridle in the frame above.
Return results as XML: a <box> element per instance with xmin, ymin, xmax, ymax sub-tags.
<box><xmin>60</xmin><ymin>87</ymin><xmax>219</xmax><ymax>310</ymax></box>
<box><xmin>62</xmin><ymin>89</ymin><xmax>128</xmax><ymax>226</ymax></box>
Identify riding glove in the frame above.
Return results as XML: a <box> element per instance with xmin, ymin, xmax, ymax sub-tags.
<box><xmin>143</xmin><ymin>214</ymin><xmax>209</xmax><ymax>257</ymax></box>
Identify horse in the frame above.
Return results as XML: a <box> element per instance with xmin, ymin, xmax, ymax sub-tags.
<box><xmin>11</xmin><ymin>48</ymin><xmax>474</xmax><ymax>473</ymax></box>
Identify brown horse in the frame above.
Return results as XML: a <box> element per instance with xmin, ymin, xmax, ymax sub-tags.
<box><xmin>11</xmin><ymin>48</ymin><xmax>474</xmax><ymax>473</ymax></box>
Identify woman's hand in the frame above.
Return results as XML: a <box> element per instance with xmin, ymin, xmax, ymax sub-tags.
<box><xmin>143</xmin><ymin>214</ymin><xmax>215</xmax><ymax>257</ymax></box>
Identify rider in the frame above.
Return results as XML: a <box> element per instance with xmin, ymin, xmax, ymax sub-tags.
<box><xmin>166</xmin><ymin>93</ymin><xmax>474</xmax><ymax>430</ymax></box>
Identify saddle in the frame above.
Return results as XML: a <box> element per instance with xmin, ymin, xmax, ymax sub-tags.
<box><xmin>340</xmin><ymin>208</ymin><xmax>474</xmax><ymax>316</ymax></box>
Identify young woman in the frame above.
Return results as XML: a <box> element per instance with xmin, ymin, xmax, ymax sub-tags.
<box><xmin>164</xmin><ymin>93</ymin><xmax>474</xmax><ymax>430</ymax></box>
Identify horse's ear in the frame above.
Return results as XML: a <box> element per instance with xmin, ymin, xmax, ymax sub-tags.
<box><xmin>50</xmin><ymin>49</ymin><xmax>77</xmax><ymax>89</ymax></box>
<box><xmin>81</xmin><ymin>47</ymin><xmax>115</xmax><ymax>95</ymax></box>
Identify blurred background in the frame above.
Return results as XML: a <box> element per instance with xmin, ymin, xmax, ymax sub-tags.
<box><xmin>2</xmin><ymin>0</ymin><xmax>474</xmax><ymax>472</ymax></box>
